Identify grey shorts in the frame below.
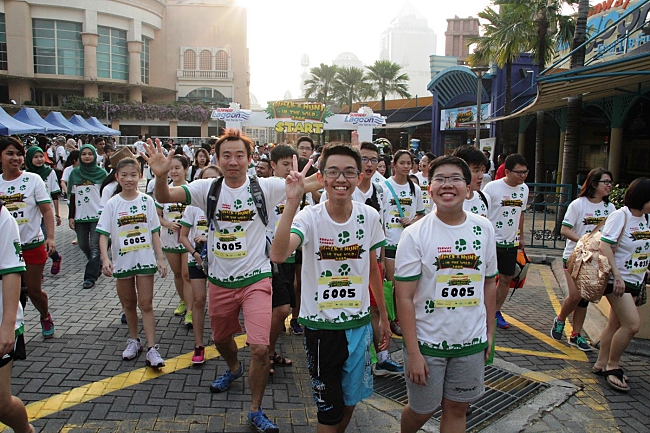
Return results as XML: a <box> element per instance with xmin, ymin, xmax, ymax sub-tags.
<box><xmin>403</xmin><ymin>348</ymin><xmax>485</xmax><ymax>414</ymax></box>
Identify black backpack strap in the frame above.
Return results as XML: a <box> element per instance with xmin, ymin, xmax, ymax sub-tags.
<box><xmin>477</xmin><ymin>190</ymin><xmax>489</xmax><ymax>211</ymax></box>
<box><xmin>248</xmin><ymin>176</ymin><xmax>268</xmax><ymax>226</ymax></box>
<box><xmin>206</xmin><ymin>177</ymin><xmax>224</xmax><ymax>229</ymax></box>
<box><xmin>365</xmin><ymin>184</ymin><xmax>381</xmax><ymax>213</ymax></box>
<box><xmin>300</xmin><ymin>193</ymin><xmax>308</xmax><ymax>210</ymax></box>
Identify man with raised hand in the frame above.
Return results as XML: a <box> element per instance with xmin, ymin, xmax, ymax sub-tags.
<box><xmin>143</xmin><ymin>129</ymin><xmax>321</xmax><ymax>433</ymax></box>
<box><xmin>270</xmin><ymin>143</ymin><xmax>391</xmax><ymax>433</ymax></box>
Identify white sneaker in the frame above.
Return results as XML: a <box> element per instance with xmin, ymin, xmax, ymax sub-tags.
<box><xmin>122</xmin><ymin>338</ymin><xmax>142</xmax><ymax>360</ymax></box>
<box><xmin>146</xmin><ymin>344</ymin><xmax>165</xmax><ymax>368</ymax></box>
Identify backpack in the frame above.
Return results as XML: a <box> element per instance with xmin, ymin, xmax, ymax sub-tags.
<box><xmin>477</xmin><ymin>190</ymin><xmax>489</xmax><ymax>210</ymax></box>
<box><xmin>364</xmin><ymin>183</ymin><xmax>383</xmax><ymax>213</ymax></box>
<box><xmin>566</xmin><ymin>220</ymin><xmax>612</xmax><ymax>303</ymax></box>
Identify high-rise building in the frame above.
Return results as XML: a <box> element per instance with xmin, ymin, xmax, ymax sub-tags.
<box><xmin>444</xmin><ymin>16</ymin><xmax>480</xmax><ymax>62</ymax></box>
<box><xmin>379</xmin><ymin>4</ymin><xmax>437</xmax><ymax>97</ymax></box>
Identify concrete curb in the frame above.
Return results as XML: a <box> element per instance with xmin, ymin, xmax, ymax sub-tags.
<box><xmin>528</xmin><ymin>253</ymin><xmax>650</xmax><ymax>358</ymax></box>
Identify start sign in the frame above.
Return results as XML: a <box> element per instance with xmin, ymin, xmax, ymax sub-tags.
<box><xmin>265</xmin><ymin>101</ymin><xmax>334</xmax><ymax>134</ymax></box>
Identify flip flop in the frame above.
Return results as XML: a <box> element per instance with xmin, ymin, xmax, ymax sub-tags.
<box><xmin>593</xmin><ymin>367</ymin><xmax>628</xmax><ymax>381</ymax></box>
<box><xmin>603</xmin><ymin>368</ymin><xmax>630</xmax><ymax>392</ymax></box>
<box><xmin>271</xmin><ymin>352</ymin><xmax>293</xmax><ymax>367</ymax></box>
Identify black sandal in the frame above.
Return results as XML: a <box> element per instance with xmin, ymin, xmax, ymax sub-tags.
<box><xmin>603</xmin><ymin>368</ymin><xmax>630</xmax><ymax>392</ymax></box>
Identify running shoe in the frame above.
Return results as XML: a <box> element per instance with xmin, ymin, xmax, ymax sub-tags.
<box><xmin>122</xmin><ymin>338</ymin><xmax>142</xmax><ymax>360</ymax></box>
<box><xmin>210</xmin><ymin>362</ymin><xmax>243</xmax><ymax>393</ymax></box>
<box><xmin>82</xmin><ymin>280</ymin><xmax>94</xmax><ymax>290</ymax></box>
<box><xmin>174</xmin><ymin>301</ymin><xmax>187</xmax><ymax>316</ymax></box>
<box><xmin>390</xmin><ymin>320</ymin><xmax>402</xmax><ymax>336</ymax></box>
<box><xmin>40</xmin><ymin>314</ymin><xmax>55</xmax><ymax>339</ymax></box>
<box><xmin>496</xmin><ymin>311</ymin><xmax>510</xmax><ymax>329</ymax></box>
<box><xmin>50</xmin><ymin>255</ymin><xmax>62</xmax><ymax>275</ymax></box>
<box><xmin>550</xmin><ymin>317</ymin><xmax>565</xmax><ymax>340</ymax></box>
<box><xmin>192</xmin><ymin>346</ymin><xmax>205</xmax><ymax>365</ymax></box>
<box><xmin>373</xmin><ymin>359</ymin><xmax>405</xmax><ymax>376</ymax></box>
<box><xmin>184</xmin><ymin>311</ymin><xmax>193</xmax><ymax>329</ymax></box>
<box><xmin>247</xmin><ymin>407</ymin><xmax>279</xmax><ymax>433</ymax></box>
<box><xmin>289</xmin><ymin>318</ymin><xmax>304</xmax><ymax>335</ymax></box>
<box><xmin>569</xmin><ymin>335</ymin><xmax>593</xmax><ymax>352</ymax></box>
<box><xmin>146</xmin><ymin>345</ymin><xmax>165</xmax><ymax>368</ymax></box>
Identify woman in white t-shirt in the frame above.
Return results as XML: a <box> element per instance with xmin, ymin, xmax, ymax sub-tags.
<box><xmin>156</xmin><ymin>155</ymin><xmax>193</xmax><ymax>326</ymax></box>
<box><xmin>0</xmin><ymin>202</ymin><xmax>34</xmax><ymax>433</ymax></box>
<box><xmin>593</xmin><ymin>177</ymin><xmax>650</xmax><ymax>392</ymax></box>
<box><xmin>552</xmin><ymin>168</ymin><xmax>616</xmax><ymax>351</ymax></box>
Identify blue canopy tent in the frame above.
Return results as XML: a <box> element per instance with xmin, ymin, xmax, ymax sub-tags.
<box><xmin>13</xmin><ymin>107</ymin><xmax>71</xmax><ymax>134</ymax></box>
<box><xmin>0</xmin><ymin>106</ymin><xmax>45</xmax><ymax>135</ymax></box>
<box><xmin>44</xmin><ymin>112</ymin><xmax>89</xmax><ymax>135</ymax></box>
<box><xmin>68</xmin><ymin>115</ymin><xmax>107</xmax><ymax>135</ymax></box>
<box><xmin>86</xmin><ymin>117</ymin><xmax>121</xmax><ymax>135</ymax></box>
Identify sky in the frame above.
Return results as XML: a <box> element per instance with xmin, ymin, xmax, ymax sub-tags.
<box><xmin>238</xmin><ymin>0</ymin><xmax>497</xmax><ymax>105</ymax></box>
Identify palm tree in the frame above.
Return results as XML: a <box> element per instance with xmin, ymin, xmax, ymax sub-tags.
<box><xmin>555</xmin><ymin>0</ymin><xmax>590</xmax><ymax>234</ymax></box>
<box><xmin>467</xmin><ymin>4</ymin><xmax>532</xmax><ymax>148</ymax></box>
<box><xmin>365</xmin><ymin>60</ymin><xmax>411</xmax><ymax>112</ymax></box>
<box><xmin>303</xmin><ymin>63</ymin><xmax>339</xmax><ymax>104</ymax></box>
<box><xmin>332</xmin><ymin>66</ymin><xmax>370</xmax><ymax>111</ymax></box>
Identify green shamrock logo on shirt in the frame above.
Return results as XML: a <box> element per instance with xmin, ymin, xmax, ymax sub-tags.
<box><xmin>338</xmin><ymin>231</ymin><xmax>350</xmax><ymax>245</ymax></box>
<box><xmin>455</xmin><ymin>239</ymin><xmax>467</xmax><ymax>252</ymax></box>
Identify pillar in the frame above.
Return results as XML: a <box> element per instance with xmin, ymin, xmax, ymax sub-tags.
<box><xmin>200</xmin><ymin>122</ymin><xmax>209</xmax><ymax>138</ymax></box>
<box><xmin>169</xmin><ymin>120</ymin><xmax>178</xmax><ymax>138</ymax></box>
<box><xmin>127</xmin><ymin>40</ymin><xmax>143</xmax><ymax>102</ymax></box>
<box><xmin>556</xmin><ymin>131</ymin><xmax>566</xmax><ymax>184</ymax></box>
<box><xmin>608</xmin><ymin>128</ymin><xmax>623</xmax><ymax>181</ymax></box>
<box><xmin>517</xmin><ymin>117</ymin><xmax>527</xmax><ymax>155</ymax></box>
<box><xmin>111</xmin><ymin>119</ymin><xmax>120</xmax><ymax>132</ymax></box>
<box><xmin>81</xmin><ymin>33</ymin><xmax>99</xmax><ymax>98</ymax></box>
<box><xmin>141</xmin><ymin>125</ymin><xmax>150</xmax><ymax>135</ymax></box>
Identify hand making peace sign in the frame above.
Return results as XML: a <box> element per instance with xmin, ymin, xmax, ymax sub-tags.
<box><xmin>284</xmin><ymin>154</ymin><xmax>313</xmax><ymax>201</ymax></box>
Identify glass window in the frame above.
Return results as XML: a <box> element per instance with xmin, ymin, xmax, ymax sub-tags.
<box><xmin>141</xmin><ymin>36</ymin><xmax>150</xmax><ymax>84</ymax></box>
<box><xmin>200</xmin><ymin>50</ymin><xmax>211</xmax><ymax>70</ymax></box>
<box><xmin>215</xmin><ymin>50</ymin><xmax>227</xmax><ymax>70</ymax></box>
<box><xmin>33</xmin><ymin>19</ymin><xmax>83</xmax><ymax>76</ymax></box>
<box><xmin>0</xmin><ymin>14</ymin><xmax>8</xmax><ymax>71</ymax></box>
<box><xmin>97</xmin><ymin>26</ymin><xmax>128</xmax><ymax>80</ymax></box>
<box><xmin>183</xmin><ymin>49</ymin><xmax>196</xmax><ymax>70</ymax></box>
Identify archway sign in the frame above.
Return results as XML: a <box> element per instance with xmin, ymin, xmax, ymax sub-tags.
<box><xmin>211</xmin><ymin>103</ymin><xmax>385</xmax><ymax>143</ymax></box>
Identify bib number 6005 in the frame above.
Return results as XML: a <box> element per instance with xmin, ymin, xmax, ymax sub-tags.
<box><xmin>441</xmin><ymin>286</ymin><xmax>475</xmax><ymax>297</ymax></box>
<box><xmin>322</xmin><ymin>287</ymin><xmax>356</xmax><ymax>300</ymax></box>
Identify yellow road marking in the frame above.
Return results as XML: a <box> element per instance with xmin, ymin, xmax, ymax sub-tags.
<box><xmin>495</xmin><ymin>346</ymin><xmax>581</xmax><ymax>360</ymax></box>
<box><xmin>1</xmin><ymin>335</ymin><xmax>247</xmax><ymax>429</ymax></box>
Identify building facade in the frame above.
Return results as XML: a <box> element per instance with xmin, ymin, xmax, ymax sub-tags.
<box><xmin>444</xmin><ymin>16</ymin><xmax>479</xmax><ymax>62</ymax></box>
<box><xmin>0</xmin><ymin>0</ymin><xmax>249</xmax><ymax>112</ymax></box>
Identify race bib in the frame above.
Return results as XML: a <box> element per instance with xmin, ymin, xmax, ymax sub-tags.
<box><xmin>317</xmin><ymin>276</ymin><xmax>362</xmax><ymax>311</ymax></box>
<box><xmin>514</xmin><ymin>229</ymin><xmax>520</xmax><ymax>247</ymax></box>
<box><xmin>434</xmin><ymin>272</ymin><xmax>482</xmax><ymax>308</ymax></box>
<box><xmin>119</xmin><ymin>227</ymin><xmax>151</xmax><ymax>254</ymax></box>
<box><xmin>631</xmin><ymin>251</ymin><xmax>650</xmax><ymax>275</ymax></box>
<box><xmin>213</xmin><ymin>231</ymin><xmax>247</xmax><ymax>258</ymax></box>
<box><xmin>387</xmin><ymin>210</ymin><xmax>410</xmax><ymax>229</ymax></box>
<box><xmin>5</xmin><ymin>201</ymin><xmax>29</xmax><ymax>225</ymax></box>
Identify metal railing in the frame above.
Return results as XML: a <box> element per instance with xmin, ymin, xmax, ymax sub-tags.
<box><xmin>524</xmin><ymin>182</ymin><xmax>573</xmax><ymax>250</ymax></box>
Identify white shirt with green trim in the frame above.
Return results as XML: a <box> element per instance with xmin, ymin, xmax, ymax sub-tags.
<box><xmin>415</xmin><ymin>172</ymin><xmax>431</xmax><ymax>214</ymax></box>
<box><xmin>0</xmin><ymin>172</ymin><xmax>50</xmax><ymax>250</ymax></box>
<box><xmin>395</xmin><ymin>211</ymin><xmax>498</xmax><ymax>358</ymax></box>
<box><xmin>44</xmin><ymin>171</ymin><xmax>61</xmax><ymax>196</ymax></box>
<box><xmin>71</xmin><ymin>182</ymin><xmax>101</xmax><ymax>223</ymax></box>
<box><xmin>155</xmin><ymin>199</ymin><xmax>188</xmax><ymax>253</ymax></box>
<box><xmin>96</xmin><ymin>192</ymin><xmax>161</xmax><ymax>278</ymax></box>
<box><xmin>0</xmin><ymin>206</ymin><xmax>26</xmax><ymax>338</ymax></box>
<box><xmin>464</xmin><ymin>191</ymin><xmax>490</xmax><ymax>219</ymax></box>
<box><xmin>183</xmin><ymin>177</ymin><xmax>286</xmax><ymax>288</ymax></box>
<box><xmin>99</xmin><ymin>181</ymin><xmax>118</xmax><ymax>215</ymax></box>
<box><xmin>384</xmin><ymin>177</ymin><xmax>425</xmax><ymax>250</ymax></box>
<box><xmin>562</xmin><ymin>197</ymin><xmax>616</xmax><ymax>259</ymax></box>
<box><xmin>601</xmin><ymin>206</ymin><xmax>650</xmax><ymax>290</ymax></box>
<box><xmin>291</xmin><ymin>201</ymin><xmax>385</xmax><ymax>330</ymax></box>
<box><xmin>482</xmin><ymin>179</ymin><xmax>528</xmax><ymax>248</ymax></box>
<box><xmin>180</xmin><ymin>205</ymin><xmax>208</xmax><ymax>265</ymax></box>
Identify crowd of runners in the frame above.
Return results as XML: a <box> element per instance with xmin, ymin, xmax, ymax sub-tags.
<box><xmin>0</xmin><ymin>130</ymin><xmax>649</xmax><ymax>433</ymax></box>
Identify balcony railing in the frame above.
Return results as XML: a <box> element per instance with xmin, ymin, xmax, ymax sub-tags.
<box><xmin>177</xmin><ymin>69</ymin><xmax>232</xmax><ymax>79</ymax></box>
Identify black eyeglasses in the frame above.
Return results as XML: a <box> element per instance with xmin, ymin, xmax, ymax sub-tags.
<box><xmin>511</xmin><ymin>170</ymin><xmax>529</xmax><ymax>176</ymax></box>
<box><xmin>322</xmin><ymin>169</ymin><xmax>360</xmax><ymax>179</ymax></box>
<box><xmin>361</xmin><ymin>157</ymin><xmax>379</xmax><ymax>164</ymax></box>
<box><xmin>598</xmin><ymin>180</ymin><xmax>613</xmax><ymax>185</ymax></box>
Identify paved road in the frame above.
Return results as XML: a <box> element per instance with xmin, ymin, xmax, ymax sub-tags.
<box><xmin>4</xmin><ymin>203</ymin><xmax>650</xmax><ymax>432</ymax></box>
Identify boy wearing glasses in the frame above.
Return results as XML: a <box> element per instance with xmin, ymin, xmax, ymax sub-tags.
<box><xmin>271</xmin><ymin>143</ymin><xmax>391</xmax><ymax>433</ymax></box>
<box><xmin>395</xmin><ymin>156</ymin><xmax>497</xmax><ymax>433</ymax></box>
<box><xmin>482</xmin><ymin>153</ymin><xmax>529</xmax><ymax>329</ymax></box>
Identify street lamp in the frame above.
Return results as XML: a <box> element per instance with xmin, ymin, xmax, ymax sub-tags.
<box><xmin>471</xmin><ymin>66</ymin><xmax>489</xmax><ymax>147</ymax></box>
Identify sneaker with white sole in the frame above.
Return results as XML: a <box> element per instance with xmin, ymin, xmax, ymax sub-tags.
<box><xmin>550</xmin><ymin>317</ymin><xmax>565</xmax><ymax>340</ymax></box>
<box><xmin>122</xmin><ymin>338</ymin><xmax>142</xmax><ymax>360</ymax></box>
<box><xmin>192</xmin><ymin>346</ymin><xmax>205</xmax><ymax>365</ymax></box>
<box><xmin>146</xmin><ymin>345</ymin><xmax>165</xmax><ymax>368</ymax></box>
<box><xmin>373</xmin><ymin>358</ymin><xmax>405</xmax><ymax>376</ymax></box>
<box><xmin>569</xmin><ymin>334</ymin><xmax>593</xmax><ymax>352</ymax></box>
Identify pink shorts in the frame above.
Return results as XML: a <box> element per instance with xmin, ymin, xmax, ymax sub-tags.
<box><xmin>208</xmin><ymin>278</ymin><xmax>272</xmax><ymax>346</ymax></box>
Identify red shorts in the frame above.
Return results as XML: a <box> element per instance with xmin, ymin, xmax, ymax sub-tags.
<box><xmin>208</xmin><ymin>278</ymin><xmax>272</xmax><ymax>346</ymax></box>
<box><xmin>369</xmin><ymin>262</ymin><xmax>383</xmax><ymax>307</ymax></box>
<box><xmin>22</xmin><ymin>244</ymin><xmax>48</xmax><ymax>265</ymax></box>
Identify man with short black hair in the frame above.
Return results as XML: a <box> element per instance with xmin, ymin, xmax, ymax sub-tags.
<box><xmin>296</xmin><ymin>136</ymin><xmax>314</xmax><ymax>160</ymax></box>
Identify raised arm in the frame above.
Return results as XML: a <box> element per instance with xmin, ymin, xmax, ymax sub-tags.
<box><xmin>141</xmin><ymin>138</ymin><xmax>187</xmax><ymax>204</ymax></box>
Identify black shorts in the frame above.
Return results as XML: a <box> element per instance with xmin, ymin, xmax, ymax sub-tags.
<box><xmin>188</xmin><ymin>263</ymin><xmax>206</xmax><ymax>280</ymax></box>
<box><xmin>272</xmin><ymin>262</ymin><xmax>296</xmax><ymax>309</ymax></box>
<box><xmin>385</xmin><ymin>248</ymin><xmax>396</xmax><ymax>260</ymax></box>
<box><xmin>496</xmin><ymin>247</ymin><xmax>518</xmax><ymax>277</ymax></box>
<box><xmin>603</xmin><ymin>282</ymin><xmax>641</xmax><ymax>297</ymax></box>
<box><xmin>294</xmin><ymin>250</ymin><xmax>303</xmax><ymax>265</ymax></box>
